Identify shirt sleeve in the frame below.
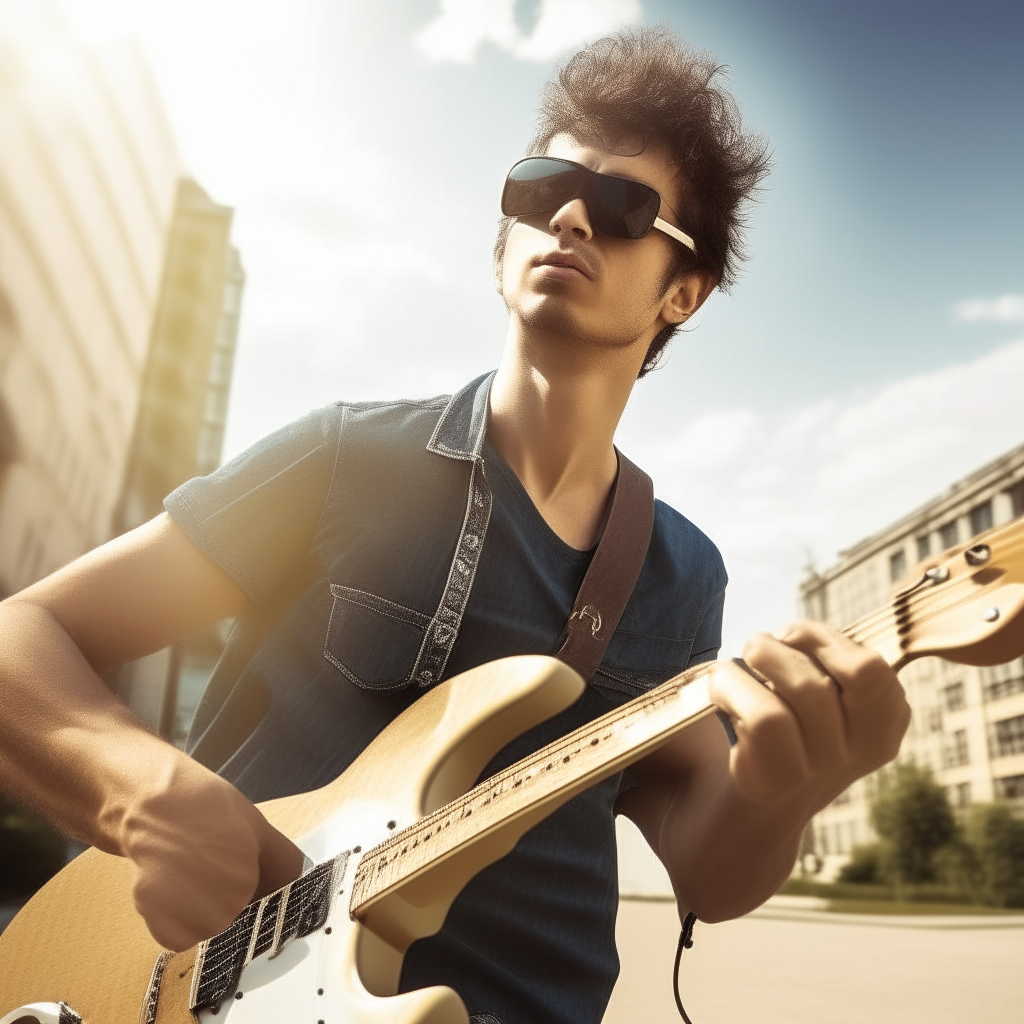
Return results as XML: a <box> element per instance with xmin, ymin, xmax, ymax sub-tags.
<box><xmin>686</xmin><ymin>580</ymin><xmax>726</xmax><ymax>668</ymax></box>
<box><xmin>164</xmin><ymin>404</ymin><xmax>339</xmax><ymax>604</ymax></box>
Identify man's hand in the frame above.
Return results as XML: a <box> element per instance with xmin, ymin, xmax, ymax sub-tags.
<box><xmin>114</xmin><ymin>755</ymin><xmax>304</xmax><ymax>952</ymax></box>
<box><xmin>716</xmin><ymin>620</ymin><xmax>911</xmax><ymax>810</ymax></box>
<box><xmin>621</xmin><ymin>620</ymin><xmax>911</xmax><ymax>923</ymax></box>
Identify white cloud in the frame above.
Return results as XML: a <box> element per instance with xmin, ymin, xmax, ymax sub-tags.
<box><xmin>954</xmin><ymin>294</ymin><xmax>1024</xmax><ymax>324</ymax></box>
<box><xmin>625</xmin><ymin>339</ymin><xmax>1024</xmax><ymax>654</ymax></box>
<box><xmin>414</xmin><ymin>0</ymin><xmax>641</xmax><ymax>64</ymax></box>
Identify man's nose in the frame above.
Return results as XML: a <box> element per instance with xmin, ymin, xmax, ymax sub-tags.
<box><xmin>549</xmin><ymin>197</ymin><xmax>593</xmax><ymax>241</ymax></box>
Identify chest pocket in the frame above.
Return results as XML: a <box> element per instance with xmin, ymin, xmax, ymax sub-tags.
<box><xmin>323</xmin><ymin>584</ymin><xmax>430</xmax><ymax>692</ymax></box>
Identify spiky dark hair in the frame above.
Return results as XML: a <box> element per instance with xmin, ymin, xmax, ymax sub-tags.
<box><xmin>495</xmin><ymin>25</ymin><xmax>770</xmax><ymax>376</ymax></box>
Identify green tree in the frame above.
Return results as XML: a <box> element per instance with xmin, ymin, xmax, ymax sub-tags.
<box><xmin>869</xmin><ymin>761</ymin><xmax>955</xmax><ymax>885</ymax></box>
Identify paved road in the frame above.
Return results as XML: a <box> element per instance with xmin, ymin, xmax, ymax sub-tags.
<box><xmin>605</xmin><ymin>899</ymin><xmax>1024</xmax><ymax>1024</ymax></box>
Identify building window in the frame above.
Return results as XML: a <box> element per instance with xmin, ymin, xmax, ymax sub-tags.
<box><xmin>948</xmin><ymin>781</ymin><xmax>971</xmax><ymax>808</ymax></box>
<box><xmin>920</xmin><ymin>706</ymin><xmax>943</xmax><ymax>733</ymax></box>
<box><xmin>1008</xmin><ymin>480</ymin><xmax>1024</xmax><ymax>520</ymax></box>
<box><xmin>995</xmin><ymin>774</ymin><xmax>1024</xmax><ymax>800</ymax></box>
<box><xmin>969</xmin><ymin>500</ymin><xmax>993</xmax><ymax>537</ymax></box>
<box><xmin>983</xmin><ymin>673</ymin><xmax>1024</xmax><ymax>703</ymax></box>
<box><xmin>942</xmin><ymin>682</ymin><xmax>966</xmax><ymax>712</ymax></box>
<box><xmin>990</xmin><ymin>715</ymin><xmax>1024</xmax><ymax>758</ymax></box>
<box><xmin>889</xmin><ymin>549</ymin><xmax>906</xmax><ymax>582</ymax></box>
<box><xmin>916</xmin><ymin>535</ymin><xmax>931</xmax><ymax>561</ymax></box>
<box><xmin>942</xmin><ymin>728</ymin><xmax>970</xmax><ymax>768</ymax></box>
<box><xmin>938</xmin><ymin>520</ymin><xmax>959</xmax><ymax>550</ymax></box>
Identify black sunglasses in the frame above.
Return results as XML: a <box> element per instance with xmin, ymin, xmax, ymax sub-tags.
<box><xmin>501</xmin><ymin>157</ymin><xmax>696</xmax><ymax>253</ymax></box>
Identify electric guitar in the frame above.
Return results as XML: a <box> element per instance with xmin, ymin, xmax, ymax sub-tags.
<box><xmin>1</xmin><ymin>517</ymin><xmax>1022</xmax><ymax>1024</ymax></box>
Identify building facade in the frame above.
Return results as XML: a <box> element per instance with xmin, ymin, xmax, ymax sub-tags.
<box><xmin>800</xmin><ymin>443</ymin><xmax>1024</xmax><ymax>875</ymax></box>
<box><xmin>114</xmin><ymin>179</ymin><xmax>243</xmax><ymax>739</ymax></box>
<box><xmin>0</xmin><ymin>11</ymin><xmax>182</xmax><ymax>597</ymax></box>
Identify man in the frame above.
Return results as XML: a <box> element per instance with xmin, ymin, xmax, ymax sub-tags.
<box><xmin>0</xmin><ymin>27</ymin><xmax>910</xmax><ymax>1024</ymax></box>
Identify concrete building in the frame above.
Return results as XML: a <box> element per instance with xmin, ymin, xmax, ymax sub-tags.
<box><xmin>0</xmin><ymin>9</ymin><xmax>182</xmax><ymax>597</ymax></box>
<box><xmin>117</xmin><ymin>179</ymin><xmax>243</xmax><ymax>533</ymax></box>
<box><xmin>114</xmin><ymin>179</ymin><xmax>244</xmax><ymax>740</ymax></box>
<box><xmin>800</xmin><ymin>443</ymin><xmax>1024</xmax><ymax>875</ymax></box>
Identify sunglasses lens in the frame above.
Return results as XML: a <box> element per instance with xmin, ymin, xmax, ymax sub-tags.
<box><xmin>502</xmin><ymin>158</ymin><xmax>584</xmax><ymax>217</ymax></box>
<box><xmin>588</xmin><ymin>176</ymin><xmax>661</xmax><ymax>239</ymax></box>
<box><xmin>502</xmin><ymin>158</ymin><xmax>662</xmax><ymax>239</ymax></box>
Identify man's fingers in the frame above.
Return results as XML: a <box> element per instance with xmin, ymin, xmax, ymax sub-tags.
<box><xmin>775</xmin><ymin>621</ymin><xmax>886</xmax><ymax>701</ymax></box>
<box><xmin>774</xmin><ymin>620</ymin><xmax>911</xmax><ymax>769</ymax></box>
<box><xmin>709</xmin><ymin>660</ymin><xmax>811</xmax><ymax>804</ymax></box>
<box><xmin>742</xmin><ymin>632</ymin><xmax>849</xmax><ymax>771</ymax></box>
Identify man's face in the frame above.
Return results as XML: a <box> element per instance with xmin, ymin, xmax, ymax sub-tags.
<box><xmin>500</xmin><ymin>133</ymin><xmax>694</xmax><ymax>355</ymax></box>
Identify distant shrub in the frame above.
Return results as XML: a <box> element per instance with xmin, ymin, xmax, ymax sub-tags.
<box><xmin>837</xmin><ymin>842</ymin><xmax>885</xmax><ymax>884</ymax></box>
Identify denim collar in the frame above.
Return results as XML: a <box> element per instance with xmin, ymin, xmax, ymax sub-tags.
<box><xmin>426</xmin><ymin>370</ymin><xmax>496</xmax><ymax>462</ymax></box>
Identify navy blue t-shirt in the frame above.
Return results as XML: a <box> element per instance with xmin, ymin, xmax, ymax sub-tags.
<box><xmin>401</xmin><ymin>440</ymin><xmax>623</xmax><ymax>1022</ymax></box>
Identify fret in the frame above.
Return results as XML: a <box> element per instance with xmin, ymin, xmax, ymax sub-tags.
<box><xmin>267</xmin><ymin>880</ymin><xmax>292</xmax><ymax>959</ymax></box>
<box><xmin>252</xmin><ymin>889</ymin><xmax>282</xmax><ymax>960</ymax></box>
<box><xmin>350</xmin><ymin>663</ymin><xmax>719</xmax><ymax>915</ymax></box>
<box><xmin>244</xmin><ymin>897</ymin><xmax>267</xmax><ymax>966</ymax></box>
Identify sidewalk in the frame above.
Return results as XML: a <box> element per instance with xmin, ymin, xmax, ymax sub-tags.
<box><xmin>604</xmin><ymin>896</ymin><xmax>1024</xmax><ymax>1024</ymax></box>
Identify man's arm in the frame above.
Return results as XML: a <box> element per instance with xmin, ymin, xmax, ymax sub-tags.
<box><xmin>618</xmin><ymin>622</ymin><xmax>911</xmax><ymax>922</ymax></box>
<box><xmin>0</xmin><ymin>513</ymin><xmax>304</xmax><ymax>950</ymax></box>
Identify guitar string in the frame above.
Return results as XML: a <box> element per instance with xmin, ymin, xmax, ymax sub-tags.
<box><xmin>356</xmin><ymin>538</ymin><xmax>1024</xmax><ymax>902</ymax></box>
<box><xmin>839</xmin><ymin>534</ymin><xmax>1024</xmax><ymax>640</ymax></box>
<box><xmin>843</xmin><ymin>557</ymin><xmax>1014</xmax><ymax>640</ymax></box>
<box><xmin>836</xmin><ymin>528</ymin><xmax>1024</xmax><ymax>634</ymax></box>
<box><xmin>832</xmin><ymin>545</ymin><xmax>1023</xmax><ymax>650</ymax></box>
<box><xmin>849</xmin><ymin>563</ymin><xmax>1019</xmax><ymax>648</ymax></box>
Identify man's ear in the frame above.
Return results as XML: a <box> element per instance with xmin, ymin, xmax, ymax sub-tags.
<box><xmin>660</xmin><ymin>270</ymin><xmax>717</xmax><ymax>324</ymax></box>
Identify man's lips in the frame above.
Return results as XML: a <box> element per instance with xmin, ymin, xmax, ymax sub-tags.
<box><xmin>532</xmin><ymin>250</ymin><xmax>595</xmax><ymax>280</ymax></box>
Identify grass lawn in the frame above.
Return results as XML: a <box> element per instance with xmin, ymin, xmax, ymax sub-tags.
<box><xmin>780</xmin><ymin>877</ymin><xmax>1024</xmax><ymax>915</ymax></box>
<box><xmin>824</xmin><ymin>898</ymin><xmax>1023</xmax><ymax>915</ymax></box>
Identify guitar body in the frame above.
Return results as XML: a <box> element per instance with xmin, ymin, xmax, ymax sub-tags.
<box><xmin>0</xmin><ymin>655</ymin><xmax>586</xmax><ymax>1024</ymax></box>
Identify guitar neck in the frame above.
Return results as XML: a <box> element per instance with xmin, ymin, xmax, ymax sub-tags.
<box><xmin>350</xmin><ymin>610</ymin><xmax>912</xmax><ymax>917</ymax></box>
<box><xmin>352</xmin><ymin>516</ymin><xmax>1024</xmax><ymax>920</ymax></box>
<box><xmin>349</xmin><ymin>660</ymin><xmax>718</xmax><ymax>916</ymax></box>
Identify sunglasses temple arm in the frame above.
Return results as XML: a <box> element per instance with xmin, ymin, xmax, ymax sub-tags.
<box><xmin>653</xmin><ymin>216</ymin><xmax>696</xmax><ymax>254</ymax></box>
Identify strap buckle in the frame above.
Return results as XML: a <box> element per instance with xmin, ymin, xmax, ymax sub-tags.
<box><xmin>573</xmin><ymin>604</ymin><xmax>603</xmax><ymax>637</ymax></box>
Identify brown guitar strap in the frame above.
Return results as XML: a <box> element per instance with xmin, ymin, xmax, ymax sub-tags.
<box><xmin>555</xmin><ymin>449</ymin><xmax>655</xmax><ymax>683</ymax></box>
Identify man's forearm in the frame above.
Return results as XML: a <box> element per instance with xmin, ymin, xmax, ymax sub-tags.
<box><xmin>0</xmin><ymin>598</ymin><xmax>182</xmax><ymax>854</ymax></box>
<box><xmin>656</xmin><ymin>768</ymin><xmax>820</xmax><ymax>922</ymax></box>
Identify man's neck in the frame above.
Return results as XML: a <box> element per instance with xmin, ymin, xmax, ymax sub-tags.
<box><xmin>487</xmin><ymin>325</ymin><xmax>647</xmax><ymax>550</ymax></box>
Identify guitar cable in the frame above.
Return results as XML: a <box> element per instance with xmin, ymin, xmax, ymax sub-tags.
<box><xmin>672</xmin><ymin>911</ymin><xmax>698</xmax><ymax>1023</ymax></box>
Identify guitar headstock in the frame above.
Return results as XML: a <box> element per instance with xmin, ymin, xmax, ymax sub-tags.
<box><xmin>896</xmin><ymin>514</ymin><xmax>1024</xmax><ymax>667</ymax></box>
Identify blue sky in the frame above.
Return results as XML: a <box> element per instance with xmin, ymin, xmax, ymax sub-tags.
<box><xmin>62</xmin><ymin>0</ymin><xmax>1023</xmax><ymax>649</ymax></box>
